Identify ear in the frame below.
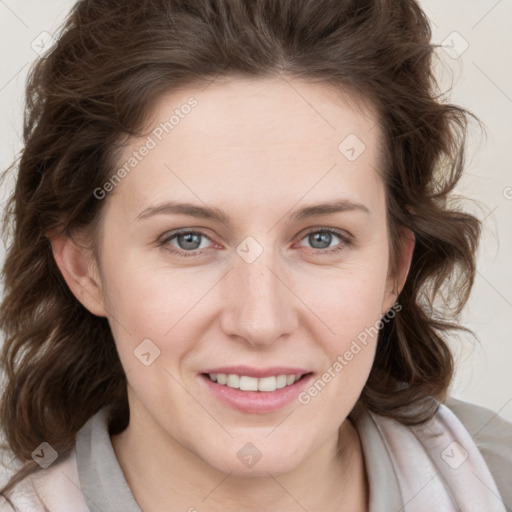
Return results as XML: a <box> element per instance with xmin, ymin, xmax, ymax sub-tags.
<box><xmin>382</xmin><ymin>228</ymin><xmax>415</xmax><ymax>314</ymax></box>
<box><xmin>49</xmin><ymin>232</ymin><xmax>107</xmax><ymax>317</ymax></box>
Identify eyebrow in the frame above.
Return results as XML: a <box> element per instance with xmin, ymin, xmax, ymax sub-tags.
<box><xmin>135</xmin><ymin>199</ymin><xmax>370</xmax><ymax>224</ymax></box>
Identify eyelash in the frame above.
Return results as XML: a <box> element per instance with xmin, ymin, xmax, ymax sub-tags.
<box><xmin>159</xmin><ymin>228</ymin><xmax>353</xmax><ymax>258</ymax></box>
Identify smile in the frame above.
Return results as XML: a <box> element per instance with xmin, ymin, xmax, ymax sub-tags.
<box><xmin>207</xmin><ymin>373</ymin><xmax>305</xmax><ymax>392</ymax></box>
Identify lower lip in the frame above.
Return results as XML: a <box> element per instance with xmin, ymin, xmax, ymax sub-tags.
<box><xmin>199</xmin><ymin>373</ymin><xmax>314</xmax><ymax>414</ymax></box>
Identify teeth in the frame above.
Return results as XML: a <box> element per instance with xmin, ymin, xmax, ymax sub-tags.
<box><xmin>208</xmin><ymin>373</ymin><xmax>304</xmax><ymax>392</ymax></box>
<box><xmin>276</xmin><ymin>375</ymin><xmax>287</xmax><ymax>389</ymax></box>
<box><xmin>258</xmin><ymin>376</ymin><xmax>276</xmax><ymax>391</ymax></box>
<box><xmin>227</xmin><ymin>374</ymin><xmax>239</xmax><ymax>388</ymax></box>
<box><xmin>240</xmin><ymin>376</ymin><xmax>259</xmax><ymax>391</ymax></box>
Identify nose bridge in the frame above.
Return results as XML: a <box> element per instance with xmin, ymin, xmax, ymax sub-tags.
<box><xmin>221</xmin><ymin>238</ymin><xmax>297</xmax><ymax>346</ymax></box>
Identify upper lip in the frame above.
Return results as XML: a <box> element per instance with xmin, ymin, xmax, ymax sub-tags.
<box><xmin>201</xmin><ymin>366</ymin><xmax>312</xmax><ymax>378</ymax></box>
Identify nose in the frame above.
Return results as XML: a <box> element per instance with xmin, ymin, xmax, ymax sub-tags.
<box><xmin>219</xmin><ymin>243</ymin><xmax>298</xmax><ymax>348</ymax></box>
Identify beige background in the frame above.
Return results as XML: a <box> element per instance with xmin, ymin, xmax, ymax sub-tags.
<box><xmin>0</xmin><ymin>0</ymin><xmax>511</xmax><ymax>421</ymax></box>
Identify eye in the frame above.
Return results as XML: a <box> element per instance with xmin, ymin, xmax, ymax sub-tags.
<box><xmin>160</xmin><ymin>230</ymin><xmax>214</xmax><ymax>257</ymax></box>
<box><xmin>160</xmin><ymin>227</ymin><xmax>352</xmax><ymax>258</ymax></box>
<box><xmin>297</xmin><ymin>228</ymin><xmax>352</xmax><ymax>254</ymax></box>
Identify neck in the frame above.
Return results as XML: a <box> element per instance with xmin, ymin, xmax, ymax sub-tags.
<box><xmin>111</xmin><ymin>408</ymin><xmax>368</xmax><ymax>512</ymax></box>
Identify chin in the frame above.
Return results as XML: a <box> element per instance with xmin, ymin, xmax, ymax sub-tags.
<box><xmin>197</xmin><ymin>440</ymin><xmax>306</xmax><ymax>477</ymax></box>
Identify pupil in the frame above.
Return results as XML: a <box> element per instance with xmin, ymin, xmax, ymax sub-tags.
<box><xmin>311</xmin><ymin>232</ymin><xmax>331</xmax><ymax>249</ymax></box>
<box><xmin>179</xmin><ymin>233</ymin><xmax>200</xmax><ymax>250</ymax></box>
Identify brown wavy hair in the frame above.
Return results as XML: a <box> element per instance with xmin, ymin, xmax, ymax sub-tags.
<box><xmin>0</xmin><ymin>0</ymin><xmax>481</xmax><ymax>504</ymax></box>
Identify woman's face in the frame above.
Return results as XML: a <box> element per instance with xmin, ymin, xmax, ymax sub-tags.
<box><xmin>72</xmin><ymin>77</ymin><xmax>412</xmax><ymax>476</ymax></box>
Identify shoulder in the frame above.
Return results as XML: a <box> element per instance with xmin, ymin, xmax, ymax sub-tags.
<box><xmin>0</xmin><ymin>447</ymin><xmax>43</xmax><ymax>512</ymax></box>
<box><xmin>0</xmin><ymin>445</ymin><xmax>89</xmax><ymax>512</ymax></box>
<box><xmin>443</xmin><ymin>395</ymin><xmax>512</xmax><ymax>506</ymax></box>
<box><xmin>0</xmin><ymin>408</ymin><xmax>112</xmax><ymax>512</ymax></box>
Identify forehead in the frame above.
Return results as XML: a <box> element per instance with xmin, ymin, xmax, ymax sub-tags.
<box><xmin>106</xmin><ymin>76</ymin><xmax>384</xmax><ymax>224</ymax></box>
<box><xmin>150</xmin><ymin>76</ymin><xmax>376</xmax><ymax>138</ymax></box>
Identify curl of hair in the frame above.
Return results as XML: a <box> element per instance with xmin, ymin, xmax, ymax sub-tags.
<box><xmin>0</xmin><ymin>0</ymin><xmax>481</xmax><ymax>501</ymax></box>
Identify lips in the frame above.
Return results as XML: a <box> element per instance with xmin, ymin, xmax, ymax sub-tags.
<box><xmin>198</xmin><ymin>366</ymin><xmax>315</xmax><ymax>414</ymax></box>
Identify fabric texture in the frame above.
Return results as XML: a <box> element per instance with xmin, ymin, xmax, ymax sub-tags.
<box><xmin>0</xmin><ymin>396</ymin><xmax>511</xmax><ymax>511</ymax></box>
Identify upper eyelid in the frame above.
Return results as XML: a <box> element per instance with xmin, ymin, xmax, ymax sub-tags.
<box><xmin>161</xmin><ymin>227</ymin><xmax>351</xmax><ymax>248</ymax></box>
<box><xmin>295</xmin><ymin>228</ymin><xmax>351</xmax><ymax>245</ymax></box>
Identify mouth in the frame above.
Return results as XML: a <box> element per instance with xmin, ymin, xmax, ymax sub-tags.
<box><xmin>199</xmin><ymin>370</ymin><xmax>315</xmax><ymax>413</ymax></box>
<box><xmin>202</xmin><ymin>372</ymin><xmax>312</xmax><ymax>392</ymax></box>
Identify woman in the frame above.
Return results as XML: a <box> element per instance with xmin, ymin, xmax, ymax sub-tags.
<box><xmin>0</xmin><ymin>0</ymin><xmax>510</xmax><ymax>510</ymax></box>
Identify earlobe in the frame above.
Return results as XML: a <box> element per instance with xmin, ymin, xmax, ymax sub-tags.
<box><xmin>49</xmin><ymin>233</ymin><xmax>107</xmax><ymax>317</ymax></box>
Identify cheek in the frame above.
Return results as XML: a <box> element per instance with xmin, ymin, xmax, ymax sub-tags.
<box><xmin>304</xmin><ymin>261</ymin><xmax>388</xmax><ymax>336</ymax></box>
<box><xmin>100</xmin><ymin>261</ymin><xmax>221</xmax><ymax>380</ymax></box>
<box><xmin>296</xmin><ymin>277</ymin><xmax>384</xmax><ymax>415</ymax></box>
<box><xmin>97</xmin><ymin>260</ymin><xmax>181</xmax><ymax>373</ymax></box>
<box><xmin>101</xmin><ymin>256</ymin><xmax>184</xmax><ymax>327</ymax></box>
<box><xmin>304</xmin><ymin>262</ymin><xmax>388</xmax><ymax>385</ymax></box>
<box><xmin>321</xmin><ymin>282</ymin><xmax>383</xmax><ymax>375</ymax></box>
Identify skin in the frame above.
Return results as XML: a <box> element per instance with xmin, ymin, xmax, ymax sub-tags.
<box><xmin>51</xmin><ymin>76</ymin><xmax>414</xmax><ymax>511</ymax></box>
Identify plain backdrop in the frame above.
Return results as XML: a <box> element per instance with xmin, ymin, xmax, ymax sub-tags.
<box><xmin>0</xmin><ymin>0</ymin><xmax>511</xmax><ymax>422</ymax></box>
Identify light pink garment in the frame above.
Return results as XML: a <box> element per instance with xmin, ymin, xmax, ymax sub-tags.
<box><xmin>0</xmin><ymin>449</ymin><xmax>89</xmax><ymax>512</ymax></box>
<box><xmin>370</xmin><ymin>403</ymin><xmax>508</xmax><ymax>511</ymax></box>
